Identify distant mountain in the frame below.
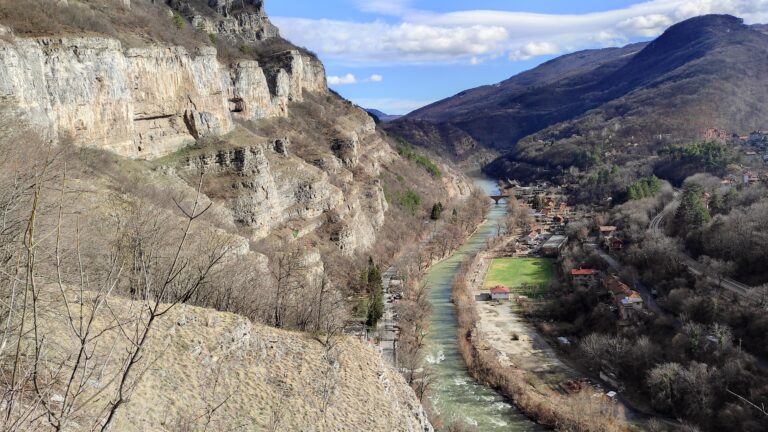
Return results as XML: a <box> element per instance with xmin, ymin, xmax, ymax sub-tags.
<box><xmin>365</xmin><ymin>109</ymin><xmax>402</xmax><ymax>123</ymax></box>
<box><xmin>388</xmin><ymin>15</ymin><xmax>768</xmax><ymax>180</ymax></box>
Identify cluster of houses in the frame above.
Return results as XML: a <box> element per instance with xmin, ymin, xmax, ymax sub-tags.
<box><xmin>503</xmin><ymin>182</ymin><xmax>579</xmax><ymax>258</ymax></box>
<box><xmin>705</xmin><ymin>128</ymin><xmax>768</xmax><ymax>168</ymax></box>
<box><xmin>599</xmin><ymin>226</ymin><xmax>624</xmax><ymax>253</ymax></box>
<box><xmin>570</xmin><ymin>269</ymin><xmax>648</xmax><ymax>323</ymax></box>
<box><xmin>706</xmin><ymin>128</ymin><xmax>768</xmax><ymax>149</ymax></box>
<box><xmin>718</xmin><ymin>171</ymin><xmax>764</xmax><ymax>187</ymax></box>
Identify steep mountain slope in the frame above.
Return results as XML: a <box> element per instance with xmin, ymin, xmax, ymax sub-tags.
<box><xmin>0</xmin><ymin>1</ymin><xmax>467</xmax><ymax>429</ymax></box>
<box><xmin>387</xmin><ymin>42</ymin><xmax>648</xmax><ymax>161</ymax></box>
<box><xmin>366</xmin><ymin>108</ymin><xmax>402</xmax><ymax>123</ymax></box>
<box><xmin>390</xmin><ymin>15</ymin><xmax>768</xmax><ymax>180</ymax></box>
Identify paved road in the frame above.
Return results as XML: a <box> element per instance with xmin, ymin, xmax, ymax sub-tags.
<box><xmin>376</xmin><ymin>266</ymin><xmax>399</xmax><ymax>365</ymax></box>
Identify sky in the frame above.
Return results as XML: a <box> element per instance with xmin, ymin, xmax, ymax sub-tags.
<box><xmin>265</xmin><ymin>0</ymin><xmax>768</xmax><ymax>115</ymax></box>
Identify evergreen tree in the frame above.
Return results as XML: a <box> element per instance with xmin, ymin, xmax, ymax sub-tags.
<box><xmin>709</xmin><ymin>193</ymin><xmax>726</xmax><ymax>216</ymax></box>
<box><xmin>366</xmin><ymin>260</ymin><xmax>384</xmax><ymax>328</ymax></box>
<box><xmin>674</xmin><ymin>183</ymin><xmax>711</xmax><ymax>234</ymax></box>
<box><xmin>430</xmin><ymin>202</ymin><xmax>444</xmax><ymax>220</ymax></box>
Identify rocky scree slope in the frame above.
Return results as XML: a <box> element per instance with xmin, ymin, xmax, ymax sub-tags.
<box><xmin>389</xmin><ymin>15</ymin><xmax>768</xmax><ymax>180</ymax></box>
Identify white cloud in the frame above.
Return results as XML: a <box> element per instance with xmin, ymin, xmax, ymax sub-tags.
<box><xmin>327</xmin><ymin>73</ymin><xmax>357</xmax><ymax>85</ymax></box>
<box><xmin>327</xmin><ymin>73</ymin><xmax>384</xmax><ymax>86</ymax></box>
<box><xmin>509</xmin><ymin>41</ymin><xmax>560</xmax><ymax>61</ymax></box>
<box><xmin>274</xmin><ymin>0</ymin><xmax>768</xmax><ymax>65</ymax></box>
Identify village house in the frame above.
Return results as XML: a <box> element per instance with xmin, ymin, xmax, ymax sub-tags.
<box><xmin>571</xmin><ymin>269</ymin><xmax>601</xmax><ymax>290</ymax></box>
<box><xmin>744</xmin><ymin>150</ymin><xmax>761</xmax><ymax>163</ymax></box>
<box><xmin>602</xmin><ymin>275</ymin><xmax>644</xmax><ymax>321</ymax></box>
<box><xmin>542</xmin><ymin>235</ymin><xmax>568</xmax><ymax>257</ymax></box>
<box><xmin>604</xmin><ymin>237</ymin><xmax>624</xmax><ymax>252</ymax></box>
<box><xmin>599</xmin><ymin>226</ymin><xmax>617</xmax><ymax>240</ymax></box>
<box><xmin>525</xmin><ymin>230</ymin><xmax>539</xmax><ymax>247</ymax></box>
<box><xmin>743</xmin><ymin>172</ymin><xmax>760</xmax><ymax>185</ymax></box>
<box><xmin>490</xmin><ymin>286</ymin><xmax>510</xmax><ymax>301</ymax></box>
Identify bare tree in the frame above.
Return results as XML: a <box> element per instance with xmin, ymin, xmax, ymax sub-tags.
<box><xmin>265</xmin><ymin>240</ymin><xmax>306</xmax><ymax>328</ymax></box>
<box><xmin>1</xmin><ymin>164</ymin><xmax>231</xmax><ymax>431</ymax></box>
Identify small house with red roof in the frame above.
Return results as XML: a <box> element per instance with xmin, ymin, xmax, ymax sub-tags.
<box><xmin>571</xmin><ymin>268</ymin><xmax>601</xmax><ymax>290</ymax></box>
<box><xmin>489</xmin><ymin>286</ymin><xmax>510</xmax><ymax>301</ymax></box>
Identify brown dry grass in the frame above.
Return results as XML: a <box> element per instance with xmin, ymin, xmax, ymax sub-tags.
<box><xmin>11</xmin><ymin>287</ymin><xmax>430</xmax><ymax>431</ymax></box>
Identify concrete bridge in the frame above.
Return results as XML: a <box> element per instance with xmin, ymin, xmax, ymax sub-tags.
<box><xmin>489</xmin><ymin>194</ymin><xmax>509</xmax><ymax>204</ymax></box>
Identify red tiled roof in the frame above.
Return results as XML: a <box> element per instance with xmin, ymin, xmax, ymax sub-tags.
<box><xmin>490</xmin><ymin>286</ymin><xmax>510</xmax><ymax>294</ymax></box>
<box><xmin>603</xmin><ymin>275</ymin><xmax>631</xmax><ymax>296</ymax></box>
<box><xmin>571</xmin><ymin>269</ymin><xmax>598</xmax><ymax>276</ymax></box>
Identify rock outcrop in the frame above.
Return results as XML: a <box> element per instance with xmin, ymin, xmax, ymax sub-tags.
<box><xmin>172</xmin><ymin>0</ymin><xmax>280</xmax><ymax>42</ymax></box>
<box><xmin>181</xmin><ymin>131</ymin><xmax>389</xmax><ymax>255</ymax></box>
<box><xmin>0</xmin><ymin>14</ymin><xmax>324</xmax><ymax>159</ymax></box>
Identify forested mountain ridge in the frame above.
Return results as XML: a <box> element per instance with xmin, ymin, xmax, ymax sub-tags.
<box><xmin>388</xmin><ymin>15</ymin><xmax>768</xmax><ymax>181</ymax></box>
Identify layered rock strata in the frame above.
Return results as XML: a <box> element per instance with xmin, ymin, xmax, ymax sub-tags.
<box><xmin>0</xmin><ymin>28</ymin><xmax>324</xmax><ymax>159</ymax></box>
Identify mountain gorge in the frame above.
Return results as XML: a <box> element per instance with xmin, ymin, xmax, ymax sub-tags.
<box><xmin>0</xmin><ymin>1</ymin><xmax>475</xmax><ymax>430</ymax></box>
<box><xmin>389</xmin><ymin>15</ymin><xmax>768</xmax><ymax>182</ymax></box>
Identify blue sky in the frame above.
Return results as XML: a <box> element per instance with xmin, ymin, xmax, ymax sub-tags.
<box><xmin>266</xmin><ymin>0</ymin><xmax>768</xmax><ymax>114</ymax></box>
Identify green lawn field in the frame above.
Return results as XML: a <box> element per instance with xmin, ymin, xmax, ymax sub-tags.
<box><xmin>483</xmin><ymin>258</ymin><xmax>555</xmax><ymax>298</ymax></box>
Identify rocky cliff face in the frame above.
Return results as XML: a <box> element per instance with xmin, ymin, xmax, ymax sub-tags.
<box><xmin>172</xmin><ymin>0</ymin><xmax>281</xmax><ymax>42</ymax></box>
<box><xmin>177</xmin><ymin>115</ymin><xmax>392</xmax><ymax>255</ymax></box>
<box><xmin>0</xmin><ymin>17</ymin><xmax>324</xmax><ymax>159</ymax></box>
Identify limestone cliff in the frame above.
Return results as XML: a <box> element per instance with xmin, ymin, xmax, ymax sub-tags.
<box><xmin>183</xmin><ymin>0</ymin><xmax>281</xmax><ymax>43</ymax></box>
<box><xmin>0</xmin><ymin>16</ymin><xmax>324</xmax><ymax>159</ymax></box>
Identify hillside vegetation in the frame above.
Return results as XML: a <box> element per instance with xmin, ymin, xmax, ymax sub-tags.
<box><xmin>390</xmin><ymin>15</ymin><xmax>768</xmax><ymax>183</ymax></box>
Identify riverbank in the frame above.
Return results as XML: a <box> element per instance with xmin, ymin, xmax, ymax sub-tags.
<box><xmin>377</xmin><ymin>178</ymin><xmax>512</xmax><ymax>429</ymax></box>
<box><xmin>452</xmin><ymin>249</ymin><xmax>632</xmax><ymax>432</ymax></box>
<box><xmin>420</xmin><ymin>178</ymin><xmax>543</xmax><ymax>431</ymax></box>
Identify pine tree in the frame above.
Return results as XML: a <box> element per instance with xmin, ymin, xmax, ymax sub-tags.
<box><xmin>430</xmin><ymin>202</ymin><xmax>444</xmax><ymax>220</ymax></box>
<box><xmin>366</xmin><ymin>261</ymin><xmax>384</xmax><ymax>328</ymax></box>
<box><xmin>674</xmin><ymin>183</ymin><xmax>711</xmax><ymax>234</ymax></box>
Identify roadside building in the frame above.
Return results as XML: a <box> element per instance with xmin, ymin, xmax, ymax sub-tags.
<box><xmin>490</xmin><ymin>286</ymin><xmax>510</xmax><ymax>301</ymax></box>
<box><xmin>525</xmin><ymin>231</ymin><xmax>538</xmax><ymax>246</ymax></box>
<box><xmin>599</xmin><ymin>226</ymin><xmax>617</xmax><ymax>240</ymax></box>
<box><xmin>542</xmin><ymin>235</ymin><xmax>568</xmax><ymax>257</ymax></box>
<box><xmin>602</xmin><ymin>275</ymin><xmax>644</xmax><ymax>321</ymax></box>
<box><xmin>618</xmin><ymin>291</ymin><xmax>644</xmax><ymax>320</ymax></box>
<box><xmin>743</xmin><ymin>172</ymin><xmax>760</xmax><ymax>185</ymax></box>
<box><xmin>605</xmin><ymin>237</ymin><xmax>624</xmax><ymax>252</ymax></box>
<box><xmin>571</xmin><ymin>269</ymin><xmax>601</xmax><ymax>290</ymax></box>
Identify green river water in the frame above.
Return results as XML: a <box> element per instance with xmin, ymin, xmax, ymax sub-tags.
<box><xmin>424</xmin><ymin>177</ymin><xmax>543</xmax><ymax>431</ymax></box>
